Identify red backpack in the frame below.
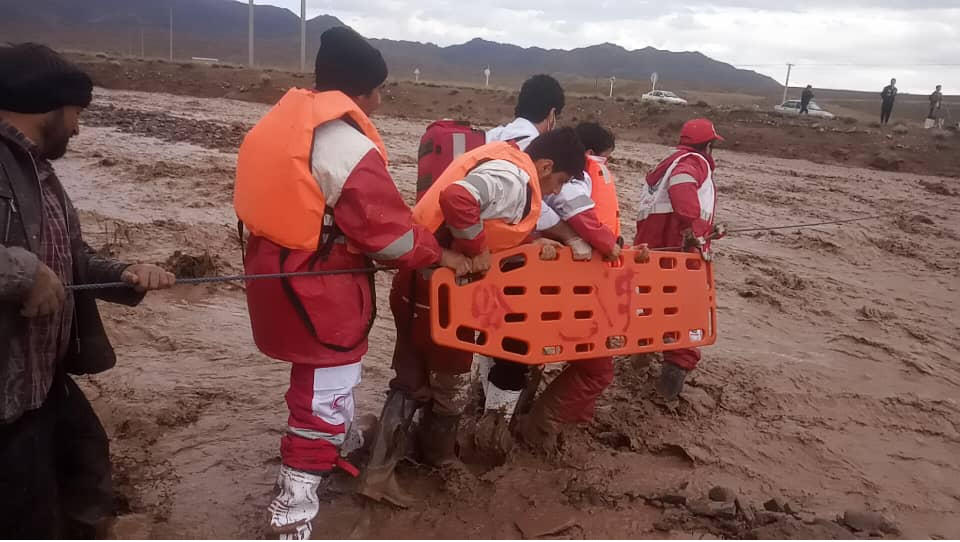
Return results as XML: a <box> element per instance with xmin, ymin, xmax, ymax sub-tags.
<box><xmin>416</xmin><ymin>120</ymin><xmax>487</xmax><ymax>202</ymax></box>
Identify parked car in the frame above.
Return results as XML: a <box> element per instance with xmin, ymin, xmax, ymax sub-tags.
<box><xmin>774</xmin><ymin>100</ymin><xmax>836</xmax><ymax>119</ymax></box>
<box><xmin>641</xmin><ymin>90</ymin><xmax>688</xmax><ymax>106</ymax></box>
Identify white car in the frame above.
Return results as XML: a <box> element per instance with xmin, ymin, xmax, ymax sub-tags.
<box><xmin>774</xmin><ymin>100</ymin><xmax>836</xmax><ymax>119</ymax></box>
<box><xmin>641</xmin><ymin>90</ymin><xmax>688</xmax><ymax>106</ymax></box>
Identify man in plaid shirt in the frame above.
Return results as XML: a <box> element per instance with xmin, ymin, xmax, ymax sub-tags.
<box><xmin>0</xmin><ymin>43</ymin><xmax>175</xmax><ymax>538</ymax></box>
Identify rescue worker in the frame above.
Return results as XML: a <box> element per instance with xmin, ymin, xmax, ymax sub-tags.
<box><xmin>634</xmin><ymin>118</ymin><xmax>725</xmax><ymax>402</ymax></box>
<box><xmin>233</xmin><ymin>27</ymin><xmax>471</xmax><ymax>540</ymax></box>
<box><xmin>929</xmin><ymin>85</ymin><xmax>943</xmax><ymax>124</ymax></box>
<box><xmin>0</xmin><ymin>43</ymin><xmax>175</xmax><ymax>538</ymax></box>
<box><xmin>358</xmin><ymin>128</ymin><xmax>587</xmax><ymax>507</ymax></box>
<box><xmin>479</xmin><ymin>76</ymin><xmax>597</xmax><ymax>427</ymax></box>
<box><xmin>881</xmin><ymin>78</ymin><xmax>898</xmax><ymax>125</ymax></box>
<box><xmin>515</xmin><ymin>122</ymin><xmax>632</xmax><ymax>451</ymax></box>
<box><xmin>800</xmin><ymin>85</ymin><xmax>814</xmax><ymax>115</ymax></box>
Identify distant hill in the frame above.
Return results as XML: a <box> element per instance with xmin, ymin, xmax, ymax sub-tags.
<box><xmin>0</xmin><ymin>0</ymin><xmax>782</xmax><ymax>94</ymax></box>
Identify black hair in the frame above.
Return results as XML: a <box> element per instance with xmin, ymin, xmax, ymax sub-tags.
<box><xmin>575</xmin><ymin>122</ymin><xmax>615</xmax><ymax>155</ymax></box>
<box><xmin>525</xmin><ymin>127</ymin><xmax>586</xmax><ymax>179</ymax></box>
<box><xmin>515</xmin><ymin>74</ymin><xmax>565</xmax><ymax>123</ymax></box>
<box><xmin>0</xmin><ymin>43</ymin><xmax>93</xmax><ymax>114</ymax></box>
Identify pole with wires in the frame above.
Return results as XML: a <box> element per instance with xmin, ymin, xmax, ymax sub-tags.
<box><xmin>782</xmin><ymin>63</ymin><xmax>794</xmax><ymax>104</ymax></box>
<box><xmin>248</xmin><ymin>0</ymin><xmax>255</xmax><ymax>67</ymax></box>
<box><xmin>300</xmin><ymin>0</ymin><xmax>307</xmax><ymax>74</ymax></box>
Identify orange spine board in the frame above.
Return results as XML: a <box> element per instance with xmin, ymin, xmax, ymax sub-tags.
<box><xmin>429</xmin><ymin>245</ymin><xmax>717</xmax><ymax>364</ymax></box>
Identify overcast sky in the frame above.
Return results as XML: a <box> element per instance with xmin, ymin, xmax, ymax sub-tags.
<box><xmin>262</xmin><ymin>1</ymin><xmax>958</xmax><ymax>94</ymax></box>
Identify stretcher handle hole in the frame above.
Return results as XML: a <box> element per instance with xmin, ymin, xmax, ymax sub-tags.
<box><xmin>664</xmin><ymin>307</ymin><xmax>679</xmax><ymax>315</ymax></box>
<box><xmin>543</xmin><ymin>345</ymin><xmax>563</xmax><ymax>356</ymax></box>
<box><xmin>504</xmin><ymin>313</ymin><xmax>527</xmax><ymax>323</ymax></box>
<box><xmin>636</xmin><ymin>285</ymin><xmax>652</xmax><ymax>294</ymax></box>
<box><xmin>663</xmin><ymin>285</ymin><xmax>678</xmax><ymax>294</ymax></box>
<box><xmin>456</xmin><ymin>326</ymin><xmax>487</xmax><ymax>346</ymax></box>
<box><xmin>574</xmin><ymin>285</ymin><xmax>593</xmax><ymax>295</ymax></box>
<box><xmin>686</xmin><ymin>258</ymin><xmax>703</xmax><ymax>270</ymax></box>
<box><xmin>438</xmin><ymin>284</ymin><xmax>451</xmax><ymax>329</ymax></box>
<box><xmin>575</xmin><ymin>343</ymin><xmax>594</xmax><ymax>353</ymax></box>
<box><xmin>502</xmin><ymin>337</ymin><xmax>530</xmax><ymax>356</ymax></box>
<box><xmin>541</xmin><ymin>311</ymin><xmax>561</xmax><ymax>321</ymax></box>
<box><xmin>499</xmin><ymin>254</ymin><xmax>527</xmax><ymax>273</ymax></box>
<box><xmin>606</xmin><ymin>336</ymin><xmax>626</xmax><ymax>349</ymax></box>
<box><xmin>663</xmin><ymin>331</ymin><xmax>681</xmax><ymax>344</ymax></box>
<box><xmin>659</xmin><ymin>257</ymin><xmax>678</xmax><ymax>270</ymax></box>
<box><xmin>574</xmin><ymin>310</ymin><xmax>593</xmax><ymax>320</ymax></box>
<box><xmin>540</xmin><ymin>286</ymin><xmax>561</xmax><ymax>295</ymax></box>
<box><xmin>607</xmin><ymin>255</ymin><xmax>625</xmax><ymax>268</ymax></box>
<box><xmin>504</xmin><ymin>286</ymin><xmax>526</xmax><ymax>296</ymax></box>
<box><xmin>638</xmin><ymin>338</ymin><xmax>653</xmax><ymax>347</ymax></box>
<box><xmin>636</xmin><ymin>307</ymin><xmax>653</xmax><ymax>317</ymax></box>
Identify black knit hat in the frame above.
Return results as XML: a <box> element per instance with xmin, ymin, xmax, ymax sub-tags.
<box><xmin>314</xmin><ymin>27</ymin><xmax>388</xmax><ymax>96</ymax></box>
<box><xmin>0</xmin><ymin>43</ymin><xmax>93</xmax><ymax>114</ymax></box>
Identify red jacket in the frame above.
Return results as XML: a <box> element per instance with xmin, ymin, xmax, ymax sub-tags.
<box><xmin>634</xmin><ymin>146</ymin><xmax>716</xmax><ymax>250</ymax></box>
<box><xmin>244</xmin><ymin>139</ymin><xmax>441</xmax><ymax>367</ymax></box>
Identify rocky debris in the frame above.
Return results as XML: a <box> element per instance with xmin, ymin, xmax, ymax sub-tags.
<box><xmin>919</xmin><ymin>179</ymin><xmax>958</xmax><ymax>197</ymax></box>
<box><xmin>841</xmin><ymin>509</ymin><xmax>901</xmax><ymax>535</ymax></box>
<box><xmin>83</xmin><ymin>104</ymin><xmax>248</xmax><ymax>152</ymax></box>
<box><xmin>870</xmin><ymin>154</ymin><xmax>904</xmax><ymax>171</ymax></box>
<box><xmin>164</xmin><ymin>250</ymin><xmax>218</xmax><ymax>278</ymax></box>
<box><xmin>98</xmin><ymin>157</ymin><xmax>118</xmax><ymax>167</ymax></box>
<box><xmin>653</xmin><ymin>509</ymin><xmax>689</xmax><ymax>532</ymax></box>
<box><xmin>689</xmin><ymin>499</ymin><xmax>737</xmax><ymax>520</ymax></box>
<box><xmin>515</xmin><ymin>513</ymin><xmax>580</xmax><ymax>539</ymax></box>
<box><xmin>748</xmin><ymin>516</ymin><xmax>855</xmax><ymax>540</ymax></box>
<box><xmin>708</xmin><ymin>486</ymin><xmax>737</xmax><ymax>503</ymax></box>
<box><xmin>735</xmin><ymin>498</ymin><xmax>756</xmax><ymax>524</ymax></box>
<box><xmin>762</xmin><ymin>497</ymin><xmax>797</xmax><ymax>514</ymax></box>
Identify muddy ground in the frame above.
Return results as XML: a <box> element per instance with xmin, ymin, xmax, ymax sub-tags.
<box><xmin>71</xmin><ymin>53</ymin><xmax>960</xmax><ymax>180</ymax></box>
<box><xmin>60</xmin><ymin>85</ymin><xmax>960</xmax><ymax>540</ymax></box>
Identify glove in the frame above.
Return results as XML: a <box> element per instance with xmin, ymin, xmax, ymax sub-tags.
<box><xmin>711</xmin><ymin>223</ymin><xmax>727</xmax><ymax>240</ymax></box>
<box><xmin>532</xmin><ymin>237</ymin><xmax>562</xmax><ymax>261</ymax></box>
<box><xmin>566</xmin><ymin>236</ymin><xmax>593</xmax><ymax>261</ymax></box>
<box><xmin>681</xmin><ymin>229</ymin><xmax>705</xmax><ymax>251</ymax></box>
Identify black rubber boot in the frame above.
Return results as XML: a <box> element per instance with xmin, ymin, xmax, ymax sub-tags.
<box><xmin>656</xmin><ymin>362</ymin><xmax>689</xmax><ymax>402</ymax></box>
<box><xmin>356</xmin><ymin>390</ymin><xmax>420</xmax><ymax>508</ymax></box>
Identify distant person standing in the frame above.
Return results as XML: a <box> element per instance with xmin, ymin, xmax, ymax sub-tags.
<box><xmin>929</xmin><ymin>84</ymin><xmax>943</xmax><ymax>122</ymax></box>
<box><xmin>800</xmin><ymin>85</ymin><xmax>814</xmax><ymax>115</ymax></box>
<box><xmin>880</xmin><ymin>78</ymin><xmax>898</xmax><ymax>125</ymax></box>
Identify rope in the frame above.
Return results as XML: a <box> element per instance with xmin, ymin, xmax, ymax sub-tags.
<box><xmin>65</xmin><ymin>266</ymin><xmax>389</xmax><ymax>291</ymax></box>
<box><xmin>725</xmin><ymin>212</ymin><xmax>892</xmax><ymax>234</ymax></box>
<box><xmin>66</xmin><ymin>204</ymin><xmax>952</xmax><ymax>291</ymax></box>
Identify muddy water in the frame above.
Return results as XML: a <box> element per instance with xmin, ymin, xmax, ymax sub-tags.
<box><xmin>59</xmin><ymin>88</ymin><xmax>960</xmax><ymax>538</ymax></box>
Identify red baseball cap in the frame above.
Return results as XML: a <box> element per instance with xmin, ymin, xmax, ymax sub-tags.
<box><xmin>679</xmin><ymin>118</ymin><xmax>725</xmax><ymax>146</ymax></box>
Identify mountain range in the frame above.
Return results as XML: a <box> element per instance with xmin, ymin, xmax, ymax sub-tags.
<box><xmin>0</xmin><ymin>0</ymin><xmax>782</xmax><ymax>94</ymax></box>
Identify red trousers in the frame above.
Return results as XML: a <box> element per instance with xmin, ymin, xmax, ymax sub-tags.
<box><xmin>281</xmin><ymin>362</ymin><xmax>362</xmax><ymax>475</ymax></box>
<box><xmin>664</xmin><ymin>347</ymin><xmax>701</xmax><ymax>371</ymax></box>
<box><xmin>540</xmin><ymin>357</ymin><xmax>615</xmax><ymax>423</ymax></box>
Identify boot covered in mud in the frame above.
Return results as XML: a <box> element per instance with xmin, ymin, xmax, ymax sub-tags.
<box><xmin>656</xmin><ymin>362</ymin><xmax>689</xmax><ymax>402</ymax></box>
<box><xmin>417</xmin><ymin>409</ymin><xmax>475</xmax><ymax>495</ymax></box>
<box><xmin>269</xmin><ymin>464</ymin><xmax>328</xmax><ymax>540</ymax></box>
<box><xmin>515</xmin><ymin>388</ymin><xmax>564</xmax><ymax>454</ymax></box>
<box><xmin>356</xmin><ymin>390</ymin><xmax>420</xmax><ymax>509</ymax></box>
<box><xmin>473</xmin><ymin>382</ymin><xmax>522</xmax><ymax>463</ymax></box>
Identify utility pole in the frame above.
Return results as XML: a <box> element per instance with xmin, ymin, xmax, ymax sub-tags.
<box><xmin>168</xmin><ymin>8</ymin><xmax>174</xmax><ymax>61</ymax></box>
<box><xmin>782</xmin><ymin>63</ymin><xmax>794</xmax><ymax>104</ymax></box>
<box><xmin>300</xmin><ymin>0</ymin><xmax>306</xmax><ymax>73</ymax></box>
<box><xmin>248</xmin><ymin>0</ymin><xmax>255</xmax><ymax>67</ymax></box>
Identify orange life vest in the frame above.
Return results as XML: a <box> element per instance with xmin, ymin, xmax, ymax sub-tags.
<box><xmin>412</xmin><ymin>142</ymin><xmax>542</xmax><ymax>252</ymax></box>
<box><xmin>234</xmin><ymin>88</ymin><xmax>387</xmax><ymax>251</ymax></box>
<box><xmin>585</xmin><ymin>156</ymin><xmax>621</xmax><ymax>237</ymax></box>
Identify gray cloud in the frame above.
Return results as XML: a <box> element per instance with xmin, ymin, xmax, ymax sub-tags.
<box><xmin>262</xmin><ymin>0</ymin><xmax>960</xmax><ymax>92</ymax></box>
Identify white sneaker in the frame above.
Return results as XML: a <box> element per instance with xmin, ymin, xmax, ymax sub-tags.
<box><xmin>484</xmin><ymin>382</ymin><xmax>522</xmax><ymax>421</ymax></box>
<box><xmin>475</xmin><ymin>355</ymin><xmax>494</xmax><ymax>399</ymax></box>
<box><xmin>269</xmin><ymin>465</ymin><xmax>325</xmax><ymax>540</ymax></box>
